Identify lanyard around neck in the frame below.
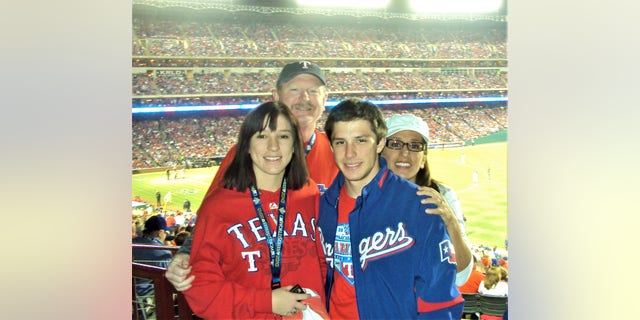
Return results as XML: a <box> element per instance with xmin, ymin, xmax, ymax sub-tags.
<box><xmin>249</xmin><ymin>177</ymin><xmax>287</xmax><ymax>289</ymax></box>
<box><xmin>304</xmin><ymin>130</ymin><xmax>316</xmax><ymax>155</ymax></box>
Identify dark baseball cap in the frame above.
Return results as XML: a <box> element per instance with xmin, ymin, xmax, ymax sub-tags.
<box><xmin>277</xmin><ymin>61</ymin><xmax>326</xmax><ymax>87</ymax></box>
<box><xmin>144</xmin><ymin>215</ymin><xmax>170</xmax><ymax>232</ymax></box>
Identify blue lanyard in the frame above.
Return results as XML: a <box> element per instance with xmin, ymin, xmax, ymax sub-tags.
<box><xmin>249</xmin><ymin>178</ymin><xmax>287</xmax><ymax>289</ymax></box>
<box><xmin>304</xmin><ymin>130</ymin><xmax>316</xmax><ymax>155</ymax></box>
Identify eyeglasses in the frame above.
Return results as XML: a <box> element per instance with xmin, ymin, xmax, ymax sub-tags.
<box><xmin>385</xmin><ymin>139</ymin><xmax>426</xmax><ymax>152</ymax></box>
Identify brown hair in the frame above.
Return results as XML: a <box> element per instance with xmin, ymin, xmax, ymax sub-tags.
<box><xmin>483</xmin><ymin>266</ymin><xmax>503</xmax><ymax>290</ymax></box>
<box><xmin>223</xmin><ymin>101</ymin><xmax>309</xmax><ymax>192</ymax></box>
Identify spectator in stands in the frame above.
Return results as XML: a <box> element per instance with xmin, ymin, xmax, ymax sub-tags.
<box><xmin>481</xmin><ymin>254</ymin><xmax>491</xmax><ymax>269</ymax></box>
<box><xmin>182</xmin><ymin>199</ymin><xmax>191</xmax><ymax>212</ymax></box>
<box><xmin>132</xmin><ymin>215</ymin><xmax>173</xmax><ymax>296</ymax></box>
<box><xmin>458</xmin><ymin>254</ymin><xmax>486</xmax><ymax>294</ymax></box>
<box><xmin>478</xmin><ymin>267</ymin><xmax>508</xmax><ymax>297</ymax></box>
<box><xmin>173</xmin><ymin>211</ymin><xmax>185</xmax><ymax>227</ymax></box>
<box><xmin>318</xmin><ymin>98</ymin><xmax>463</xmax><ymax>319</ymax></box>
<box><xmin>166</xmin><ymin>61</ymin><xmax>339</xmax><ymax>292</ymax></box>
<box><xmin>484</xmin><ymin>247</ymin><xmax>498</xmax><ymax>267</ymax></box>
<box><xmin>499</xmin><ymin>265</ymin><xmax>508</xmax><ymax>282</ymax></box>
<box><xmin>381</xmin><ymin>113</ymin><xmax>472</xmax><ymax>285</ymax></box>
<box><xmin>184</xmin><ymin>212</ymin><xmax>196</xmax><ymax>227</ymax></box>
<box><xmin>165</xmin><ymin>213</ymin><xmax>176</xmax><ymax>229</ymax></box>
<box><xmin>132</xmin><ymin>216</ymin><xmax>144</xmax><ymax>238</ymax></box>
<box><xmin>181</xmin><ymin>101</ymin><xmax>327</xmax><ymax>318</ymax></box>
<box><xmin>164</xmin><ymin>234</ymin><xmax>176</xmax><ymax>246</ymax></box>
<box><xmin>499</xmin><ymin>257</ymin><xmax>509</xmax><ymax>272</ymax></box>
<box><xmin>174</xmin><ymin>231</ymin><xmax>190</xmax><ymax>246</ymax></box>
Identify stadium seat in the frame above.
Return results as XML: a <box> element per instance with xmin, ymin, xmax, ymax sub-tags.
<box><xmin>462</xmin><ymin>293</ymin><xmax>481</xmax><ymax>319</ymax></box>
<box><xmin>478</xmin><ymin>294</ymin><xmax>508</xmax><ymax>319</ymax></box>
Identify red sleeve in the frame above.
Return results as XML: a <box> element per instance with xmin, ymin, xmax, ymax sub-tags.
<box><xmin>182</xmin><ymin>192</ymin><xmax>272</xmax><ymax>319</ymax></box>
<box><xmin>315</xmin><ymin>195</ymin><xmax>328</xmax><ymax>295</ymax></box>
<box><xmin>204</xmin><ymin>144</ymin><xmax>236</xmax><ymax>200</ymax></box>
<box><xmin>306</xmin><ymin>131</ymin><xmax>338</xmax><ymax>188</ymax></box>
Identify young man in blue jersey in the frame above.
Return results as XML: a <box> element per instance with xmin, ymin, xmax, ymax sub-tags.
<box><xmin>318</xmin><ymin>98</ymin><xmax>464</xmax><ymax>319</ymax></box>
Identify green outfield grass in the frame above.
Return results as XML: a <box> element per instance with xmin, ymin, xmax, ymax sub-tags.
<box><xmin>427</xmin><ymin>142</ymin><xmax>507</xmax><ymax>248</ymax></box>
<box><xmin>132</xmin><ymin>141</ymin><xmax>507</xmax><ymax>248</ymax></box>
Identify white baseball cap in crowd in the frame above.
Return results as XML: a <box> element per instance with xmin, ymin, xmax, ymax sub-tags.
<box><xmin>385</xmin><ymin>114</ymin><xmax>430</xmax><ymax>143</ymax></box>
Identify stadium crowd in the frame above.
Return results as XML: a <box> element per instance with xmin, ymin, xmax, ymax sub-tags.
<box><xmin>133</xmin><ymin>69</ymin><xmax>506</xmax><ymax>103</ymax></box>
<box><xmin>132</xmin><ymin>16</ymin><xmax>506</xmax><ymax>60</ymax></box>
<box><xmin>133</xmin><ymin>57</ymin><xmax>506</xmax><ymax>69</ymax></box>
<box><xmin>132</xmin><ymin>13</ymin><xmax>507</xmax><ymax>108</ymax></box>
<box><xmin>132</xmin><ymin>104</ymin><xmax>506</xmax><ymax>170</ymax></box>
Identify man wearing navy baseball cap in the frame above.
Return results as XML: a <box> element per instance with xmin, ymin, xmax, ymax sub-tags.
<box><xmin>273</xmin><ymin>61</ymin><xmax>328</xmax><ymax>147</ymax></box>
<box><xmin>276</xmin><ymin>61</ymin><xmax>327</xmax><ymax>88</ymax></box>
<box><xmin>133</xmin><ymin>215</ymin><xmax>173</xmax><ymax>295</ymax></box>
<box><xmin>201</xmin><ymin>60</ymin><xmax>337</xmax><ymax>195</ymax></box>
<box><xmin>143</xmin><ymin>215</ymin><xmax>171</xmax><ymax>234</ymax></box>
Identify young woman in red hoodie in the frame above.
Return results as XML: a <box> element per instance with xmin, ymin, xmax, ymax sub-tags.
<box><xmin>183</xmin><ymin>101</ymin><xmax>327</xmax><ymax>319</ymax></box>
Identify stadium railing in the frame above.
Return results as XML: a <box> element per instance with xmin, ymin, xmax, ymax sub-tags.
<box><xmin>132</xmin><ymin>244</ymin><xmax>195</xmax><ymax>320</ymax></box>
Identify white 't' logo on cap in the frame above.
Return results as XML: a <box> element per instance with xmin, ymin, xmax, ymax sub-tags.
<box><xmin>300</xmin><ymin>61</ymin><xmax>311</xmax><ymax>69</ymax></box>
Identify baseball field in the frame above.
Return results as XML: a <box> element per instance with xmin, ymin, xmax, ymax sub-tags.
<box><xmin>132</xmin><ymin>141</ymin><xmax>507</xmax><ymax>248</ymax></box>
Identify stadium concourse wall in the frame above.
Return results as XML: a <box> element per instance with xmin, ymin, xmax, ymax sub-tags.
<box><xmin>132</xmin><ymin>165</ymin><xmax>185</xmax><ymax>175</ymax></box>
<box><xmin>132</xmin><ymin>155</ymin><xmax>226</xmax><ymax>174</ymax></box>
<box><xmin>428</xmin><ymin>142</ymin><xmax>465</xmax><ymax>149</ymax></box>
<box><xmin>465</xmin><ymin>129</ymin><xmax>508</xmax><ymax>145</ymax></box>
<box><xmin>428</xmin><ymin>129</ymin><xmax>507</xmax><ymax>149</ymax></box>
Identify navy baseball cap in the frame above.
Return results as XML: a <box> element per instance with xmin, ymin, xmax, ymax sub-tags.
<box><xmin>144</xmin><ymin>215</ymin><xmax>170</xmax><ymax>232</ymax></box>
<box><xmin>277</xmin><ymin>61</ymin><xmax>326</xmax><ymax>87</ymax></box>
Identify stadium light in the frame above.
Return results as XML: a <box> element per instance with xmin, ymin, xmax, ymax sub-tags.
<box><xmin>410</xmin><ymin>0</ymin><xmax>503</xmax><ymax>13</ymax></box>
<box><xmin>295</xmin><ymin>0</ymin><xmax>390</xmax><ymax>9</ymax></box>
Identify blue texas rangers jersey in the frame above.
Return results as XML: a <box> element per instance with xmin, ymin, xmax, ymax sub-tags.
<box><xmin>318</xmin><ymin>157</ymin><xmax>464</xmax><ymax>319</ymax></box>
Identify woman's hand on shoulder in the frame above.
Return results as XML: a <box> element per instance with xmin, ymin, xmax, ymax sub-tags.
<box><xmin>416</xmin><ymin>186</ymin><xmax>457</xmax><ymax>225</ymax></box>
